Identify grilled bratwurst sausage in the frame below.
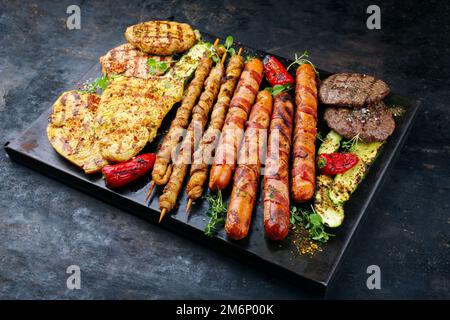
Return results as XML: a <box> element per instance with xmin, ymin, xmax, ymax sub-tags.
<box><xmin>151</xmin><ymin>54</ymin><xmax>213</xmax><ymax>186</ymax></box>
<box><xmin>186</xmin><ymin>54</ymin><xmax>245</xmax><ymax>202</ymax></box>
<box><xmin>291</xmin><ymin>63</ymin><xmax>318</xmax><ymax>203</ymax></box>
<box><xmin>225</xmin><ymin>91</ymin><xmax>273</xmax><ymax>240</ymax></box>
<box><xmin>264</xmin><ymin>92</ymin><xmax>294</xmax><ymax>240</ymax></box>
<box><xmin>209</xmin><ymin>57</ymin><xmax>264</xmax><ymax>192</ymax></box>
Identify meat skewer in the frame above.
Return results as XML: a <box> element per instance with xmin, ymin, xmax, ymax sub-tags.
<box><xmin>208</xmin><ymin>57</ymin><xmax>264</xmax><ymax>192</ymax></box>
<box><xmin>158</xmin><ymin>51</ymin><xmax>227</xmax><ymax>222</ymax></box>
<box><xmin>291</xmin><ymin>63</ymin><xmax>318</xmax><ymax>203</ymax></box>
<box><xmin>145</xmin><ymin>39</ymin><xmax>219</xmax><ymax>201</ymax></box>
<box><xmin>225</xmin><ymin>91</ymin><xmax>273</xmax><ymax>240</ymax></box>
<box><xmin>264</xmin><ymin>92</ymin><xmax>294</xmax><ymax>240</ymax></box>
<box><xmin>185</xmin><ymin>48</ymin><xmax>244</xmax><ymax>213</ymax></box>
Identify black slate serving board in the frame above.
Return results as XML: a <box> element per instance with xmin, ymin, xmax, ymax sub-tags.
<box><xmin>4</xmin><ymin>35</ymin><xmax>419</xmax><ymax>291</ymax></box>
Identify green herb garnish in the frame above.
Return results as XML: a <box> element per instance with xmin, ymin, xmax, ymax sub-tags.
<box><xmin>245</xmin><ymin>55</ymin><xmax>255</xmax><ymax>63</ymax></box>
<box><xmin>147</xmin><ymin>58</ymin><xmax>170</xmax><ymax>75</ymax></box>
<box><xmin>204</xmin><ymin>191</ymin><xmax>227</xmax><ymax>237</ymax></box>
<box><xmin>78</xmin><ymin>75</ymin><xmax>115</xmax><ymax>94</ymax></box>
<box><xmin>287</xmin><ymin>50</ymin><xmax>319</xmax><ymax>77</ymax></box>
<box><xmin>265</xmin><ymin>84</ymin><xmax>292</xmax><ymax>96</ymax></box>
<box><xmin>290</xmin><ymin>206</ymin><xmax>334</xmax><ymax>243</ymax></box>
<box><xmin>341</xmin><ymin>133</ymin><xmax>361</xmax><ymax>152</ymax></box>
<box><xmin>224</xmin><ymin>36</ymin><xmax>236</xmax><ymax>56</ymax></box>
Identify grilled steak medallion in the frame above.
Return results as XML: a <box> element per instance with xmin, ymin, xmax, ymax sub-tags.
<box><xmin>323</xmin><ymin>101</ymin><xmax>395</xmax><ymax>142</ymax></box>
<box><xmin>125</xmin><ymin>20</ymin><xmax>198</xmax><ymax>55</ymax></box>
<box><xmin>319</xmin><ymin>73</ymin><xmax>390</xmax><ymax>108</ymax></box>
<box><xmin>47</xmin><ymin>91</ymin><xmax>108</xmax><ymax>174</ymax></box>
<box><xmin>99</xmin><ymin>43</ymin><xmax>173</xmax><ymax>78</ymax></box>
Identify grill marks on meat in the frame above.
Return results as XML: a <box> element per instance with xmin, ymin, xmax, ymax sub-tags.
<box><xmin>208</xmin><ymin>58</ymin><xmax>264</xmax><ymax>192</ymax></box>
<box><xmin>324</xmin><ymin>101</ymin><xmax>395</xmax><ymax>142</ymax></box>
<box><xmin>264</xmin><ymin>92</ymin><xmax>294</xmax><ymax>241</ymax></box>
<box><xmin>159</xmin><ymin>62</ymin><xmax>225</xmax><ymax>213</ymax></box>
<box><xmin>225</xmin><ymin>91</ymin><xmax>273</xmax><ymax>240</ymax></box>
<box><xmin>125</xmin><ymin>21</ymin><xmax>198</xmax><ymax>56</ymax></box>
<box><xmin>319</xmin><ymin>73</ymin><xmax>390</xmax><ymax>108</ymax></box>
<box><xmin>99</xmin><ymin>43</ymin><xmax>173</xmax><ymax>79</ymax></box>
<box><xmin>152</xmin><ymin>54</ymin><xmax>213</xmax><ymax>186</ymax></box>
<box><xmin>96</xmin><ymin>76</ymin><xmax>184</xmax><ymax>162</ymax></box>
<box><xmin>292</xmin><ymin>63</ymin><xmax>318</xmax><ymax>203</ymax></box>
<box><xmin>47</xmin><ymin>91</ymin><xmax>108</xmax><ymax>174</ymax></box>
<box><xmin>187</xmin><ymin>54</ymin><xmax>245</xmax><ymax>201</ymax></box>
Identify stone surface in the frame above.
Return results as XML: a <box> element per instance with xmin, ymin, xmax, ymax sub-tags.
<box><xmin>0</xmin><ymin>0</ymin><xmax>449</xmax><ymax>299</ymax></box>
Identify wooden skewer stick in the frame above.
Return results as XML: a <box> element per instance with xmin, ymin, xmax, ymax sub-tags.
<box><xmin>159</xmin><ymin>208</ymin><xmax>167</xmax><ymax>223</ymax></box>
<box><xmin>185</xmin><ymin>198</ymin><xmax>193</xmax><ymax>214</ymax></box>
<box><xmin>213</xmin><ymin>38</ymin><xmax>219</xmax><ymax>47</ymax></box>
<box><xmin>221</xmin><ymin>50</ymin><xmax>227</xmax><ymax>65</ymax></box>
<box><xmin>237</xmin><ymin>47</ymin><xmax>242</xmax><ymax>56</ymax></box>
<box><xmin>145</xmin><ymin>181</ymin><xmax>155</xmax><ymax>202</ymax></box>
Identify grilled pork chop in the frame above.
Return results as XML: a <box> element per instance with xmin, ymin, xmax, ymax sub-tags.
<box><xmin>319</xmin><ymin>73</ymin><xmax>390</xmax><ymax>108</ymax></box>
<box><xmin>323</xmin><ymin>101</ymin><xmax>395</xmax><ymax>142</ymax></box>
<box><xmin>99</xmin><ymin>43</ymin><xmax>173</xmax><ymax>79</ymax></box>
<box><xmin>125</xmin><ymin>20</ymin><xmax>199</xmax><ymax>55</ymax></box>
<box><xmin>47</xmin><ymin>91</ymin><xmax>108</xmax><ymax>174</ymax></box>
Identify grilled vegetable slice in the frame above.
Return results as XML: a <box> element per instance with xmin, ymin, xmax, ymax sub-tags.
<box><xmin>329</xmin><ymin>141</ymin><xmax>384</xmax><ymax>205</ymax></box>
<box><xmin>317</xmin><ymin>130</ymin><xmax>343</xmax><ymax>155</ymax></box>
<box><xmin>314</xmin><ymin>175</ymin><xmax>344</xmax><ymax>228</ymax></box>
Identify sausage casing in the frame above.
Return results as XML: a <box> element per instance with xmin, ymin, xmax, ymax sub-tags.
<box><xmin>225</xmin><ymin>91</ymin><xmax>273</xmax><ymax>240</ymax></box>
<box><xmin>291</xmin><ymin>63</ymin><xmax>318</xmax><ymax>202</ymax></box>
<box><xmin>209</xmin><ymin>57</ymin><xmax>264</xmax><ymax>192</ymax></box>
<box><xmin>264</xmin><ymin>92</ymin><xmax>294</xmax><ymax>240</ymax></box>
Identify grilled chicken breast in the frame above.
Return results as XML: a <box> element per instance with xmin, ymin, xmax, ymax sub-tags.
<box><xmin>96</xmin><ymin>75</ymin><xmax>184</xmax><ymax>162</ymax></box>
<box><xmin>125</xmin><ymin>20</ymin><xmax>199</xmax><ymax>55</ymax></box>
<box><xmin>47</xmin><ymin>91</ymin><xmax>108</xmax><ymax>174</ymax></box>
<box><xmin>99</xmin><ymin>43</ymin><xmax>173</xmax><ymax>79</ymax></box>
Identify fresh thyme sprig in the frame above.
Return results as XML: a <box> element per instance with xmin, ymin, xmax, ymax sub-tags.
<box><xmin>287</xmin><ymin>50</ymin><xmax>319</xmax><ymax>77</ymax></box>
<box><xmin>78</xmin><ymin>75</ymin><xmax>116</xmax><ymax>94</ymax></box>
<box><xmin>204</xmin><ymin>191</ymin><xmax>227</xmax><ymax>237</ymax></box>
<box><xmin>290</xmin><ymin>205</ymin><xmax>334</xmax><ymax>243</ymax></box>
<box><xmin>341</xmin><ymin>133</ymin><xmax>361</xmax><ymax>152</ymax></box>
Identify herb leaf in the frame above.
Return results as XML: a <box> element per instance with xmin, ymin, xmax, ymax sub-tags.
<box><xmin>204</xmin><ymin>191</ymin><xmax>227</xmax><ymax>237</ymax></box>
<box><xmin>225</xmin><ymin>36</ymin><xmax>233</xmax><ymax>49</ymax></box>
<box><xmin>290</xmin><ymin>205</ymin><xmax>334</xmax><ymax>243</ymax></box>
<box><xmin>147</xmin><ymin>58</ymin><xmax>170</xmax><ymax>75</ymax></box>
<box><xmin>78</xmin><ymin>75</ymin><xmax>115</xmax><ymax>94</ymax></box>
<box><xmin>265</xmin><ymin>84</ymin><xmax>292</xmax><ymax>96</ymax></box>
<box><xmin>341</xmin><ymin>133</ymin><xmax>361</xmax><ymax>152</ymax></box>
<box><xmin>287</xmin><ymin>50</ymin><xmax>319</xmax><ymax>77</ymax></box>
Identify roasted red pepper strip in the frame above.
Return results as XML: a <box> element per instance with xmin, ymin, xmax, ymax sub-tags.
<box><xmin>317</xmin><ymin>153</ymin><xmax>359</xmax><ymax>175</ymax></box>
<box><xmin>102</xmin><ymin>153</ymin><xmax>156</xmax><ymax>188</ymax></box>
<box><xmin>263</xmin><ymin>55</ymin><xmax>294</xmax><ymax>87</ymax></box>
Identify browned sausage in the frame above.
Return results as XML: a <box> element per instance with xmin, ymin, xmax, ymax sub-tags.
<box><xmin>186</xmin><ymin>54</ymin><xmax>245</xmax><ymax>202</ymax></box>
<box><xmin>291</xmin><ymin>63</ymin><xmax>318</xmax><ymax>202</ymax></box>
<box><xmin>209</xmin><ymin>57</ymin><xmax>264</xmax><ymax>192</ymax></box>
<box><xmin>263</xmin><ymin>92</ymin><xmax>294</xmax><ymax>240</ymax></box>
<box><xmin>151</xmin><ymin>54</ymin><xmax>213</xmax><ymax>186</ymax></box>
<box><xmin>159</xmin><ymin>62</ymin><xmax>225</xmax><ymax>217</ymax></box>
<box><xmin>225</xmin><ymin>91</ymin><xmax>273</xmax><ymax>240</ymax></box>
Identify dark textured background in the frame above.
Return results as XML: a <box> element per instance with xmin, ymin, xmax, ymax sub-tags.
<box><xmin>0</xmin><ymin>0</ymin><xmax>449</xmax><ymax>299</ymax></box>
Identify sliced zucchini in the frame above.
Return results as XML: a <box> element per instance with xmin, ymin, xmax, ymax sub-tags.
<box><xmin>314</xmin><ymin>175</ymin><xmax>344</xmax><ymax>228</ymax></box>
<box><xmin>328</xmin><ymin>141</ymin><xmax>384</xmax><ymax>205</ymax></box>
<box><xmin>318</xmin><ymin>130</ymin><xmax>343</xmax><ymax>155</ymax></box>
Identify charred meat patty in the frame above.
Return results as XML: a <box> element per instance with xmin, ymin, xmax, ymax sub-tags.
<box><xmin>323</xmin><ymin>101</ymin><xmax>395</xmax><ymax>142</ymax></box>
<box><xmin>319</xmin><ymin>73</ymin><xmax>390</xmax><ymax>108</ymax></box>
